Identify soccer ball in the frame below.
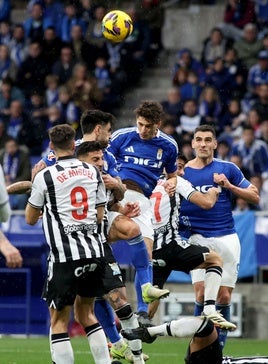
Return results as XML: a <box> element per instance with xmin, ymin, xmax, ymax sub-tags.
<box><xmin>102</xmin><ymin>10</ymin><xmax>133</xmax><ymax>43</ymax></box>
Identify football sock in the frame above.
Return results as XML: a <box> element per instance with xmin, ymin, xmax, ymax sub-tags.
<box><xmin>127</xmin><ymin>234</ymin><xmax>150</xmax><ymax>312</ymax></box>
<box><xmin>50</xmin><ymin>332</ymin><xmax>74</xmax><ymax>364</ymax></box>
<box><xmin>216</xmin><ymin>303</ymin><xmax>231</xmax><ymax>348</ymax></box>
<box><xmin>94</xmin><ymin>298</ymin><xmax>121</xmax><ymax>343</ymax></box>
<box><xmin>116</xmin><ymin>304</ymin><xmax>143</xmax><ymax>360</ymax></box>
<box><xmin>203</xmin><ymin>266</ymin><xmax>223</xmax><ymax>315</ymax></box>
<box><xmin>194</xmin><ymin>301</ymin><xmax>204</xmax><ymax>316</ymax></box>
<box><xmin>148</xmin><ymin>317</ymin><xmax>203</xmax><ymax>338</ymax></box>
<box><xmin>85</xmin><ymin>323</ymin><xmax>111</xmax><ymax>364</ymax></box>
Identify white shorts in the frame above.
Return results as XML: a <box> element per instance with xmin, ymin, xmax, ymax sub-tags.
<box><xmin>190</xmin><ymin>233</ymin><xmax>240</xmax><ymax>288</ymax></box>
<box><xmin>121</xmin><ymin>189</ymin><xmax>154</xmax><ymax>240</ymax></box>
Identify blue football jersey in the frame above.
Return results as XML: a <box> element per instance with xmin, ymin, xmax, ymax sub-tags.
<box><xmin>179</xmin><ymin>158</ymin><xmax>251</xmax><ymax>237</ymax></box>
<box><xmin>42</xmin><ymin>139</ymin><xmax>119</xmax><ymax>177</ymax></box>
<box><xmin>108</xmin><ymin>127</ymin><xmax>178</xmax><ymax>197</ymax></box>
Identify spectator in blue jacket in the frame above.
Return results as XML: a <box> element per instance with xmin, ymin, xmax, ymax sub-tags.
<box><xmin>247</xmin><ymin>50</ymin><xmax>268</xmax><ymax>95</ymax></box>
<box><xmin>0</xmin><ymin>0</ymin><xmax>11</xmax><ymax>22</ymax></box>
<box><xmin>23</xmin><ymin>2</ymin><xmax>53</xmax><ymax>42</ymax></box>
<box><xmin>231</xmin><ymin>125</ymin><xmax>268</xmax><ymax>180</ymax></box>
<box><xmin>60</xmin><ymin>2</ymin><xmax>87</xmax><ymax>43</ymax></box>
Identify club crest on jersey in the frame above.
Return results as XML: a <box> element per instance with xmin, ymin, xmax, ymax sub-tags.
<box><xmin>156</xmin><ymin>148</ymin><xmax>163</xmax><ymax>160</ymax></box>
<box><xmin>103</xmin><ymin>160</ymin><xmax>108</xmax><ymax>173</ymax></box>
<box><xmin>47</xmin><ymin>151</ymin><xmax>56</xmax><ymax>161</ymax></box>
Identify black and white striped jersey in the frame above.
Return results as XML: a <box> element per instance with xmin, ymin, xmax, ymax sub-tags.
<box><xmin>28</xmin><ymin>156</ymin><xmax>107</xmax><ymax>263</ymax></box>
<box><xmin>150</xmin><ymin>176</ymin><xmax>197</xmax><ymax>251</ymax></box>
<box><xmin>222</xmin><ymin>356</ymin><xmax>268</xmax><ymax>364</ymax></box>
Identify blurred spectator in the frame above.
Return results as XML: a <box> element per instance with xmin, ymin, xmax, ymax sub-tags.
<box><xmin>172</xmin><ymin>68</ymin><xmax>189</xmax><ymax>88</ymax></box>
<box><xmin>251</xmin><ymin>83</ymin><xmax>268</xmax><ymax>120</ymax></box>
<box><xmin>56</xmin><ymin>85</ymin><xmax>80</xmax><ymax>127</ymax></box>
<box><xmin>201</xmin><ymin>27</ymin><xmax>233</xmax><ymax>67</ymax></box>
<box><xmin>0</xmin><ymin>44</ymin><xmax>18</xmax><ymax>82</ymax></box>
<box><xmin>120</xmin><ymin>6</ymin><xmax>151</xmax><ymax>86</ymax></box>
<box><xmin>42</xmin><ymin>0</ymin><xmax>64</xmax><ymax>36</ymax></box>
<box><xmin>219</xmin><ymin>98</ymin><xmax>246</xmax><ymax>136</ymax></box>
<box><xmin>5</xmin><ymin>100</ymin><xmax>31</xmax><ymax>145</ymax></box>
<box><xmin>246</xmin><ymin>108</ymin><xmax>262</xmax><ymax>137</ymax></box>
<box><xmin>16</xmin><ymin>40</ymin><xmax>50</xmax><ymax>99</ymax></box>
<box><xmin>231</xmin><ymin>125</ymin><xmax>268</xmax><ymax>180</ymax></box>
<box><xmin>79</xmin><ymin>0</ymin><xmax>94</xmax><ymax>24</ymax></box>
<box><xmin>0</xmin><ymin>78</ymin><xmax>25</xmax><ymax>119</ymax></box>
<box><xmin>215</xmin><ymin>139</ymin><xmax>231</xmax><ymax>161</ymax></box>
<box><xmin>60</xmin><ymin>1</ymin><xmax>87</xmax><ymax>43</ymax></box>
<box><xmin>161</xmin><ymin>87</ymin><xmax>183</xmax><ymax>125</ymax></box>
<box><xmin>8</xmin><ymin>24</ymin><xmax>29</xmax><ymax>68</ymax></box>
<box><xmin>173</xmin><ymin>48</ymin><xmax>204</xmax><ymax>80</ymax></box>
<box><xmin>233</xmin><ymin>23</ymin><xmax>262</xmax><ymax>70</ymax></box>
<box><xmin>0</xmin><ymin>119</ymin><xmax>8</xmax><ymax>149</ymax></box>
<box><xmin>259</xmin><ymin>118</ymin><xmax>268</xmax><ymax>144</ymax></box>
<box><xmin>159</xmin><ymin>119</ymin><xmax>181</xmax><ymax>149</ymax></box>
<box><xmin>249</xmin><ymin>174</ymin><xmax>268</xmax><ymax>210</ymax></box>
<box><xmin>42</xmin><ymin>26</ymin><xmax>62</xmax><ymax>69</ymax></box>
<box><xmin>138</xmin><ymin>0</ymin><xmax>164</xmax><ymax>66</ymax></box>
<box><xmin>23</xmin><ymin>2</ymin><xmax>52</xmax><ymax>42</ymax></box>
<box><xmin>255</xmin><ymin>0</ymin><xmax>268</xmax><ymax>32</ymax></box>
<box><xmin>220</xmin><ymin>0</ymin><xmax>256</xmax><ymax>41</ymax></box>
<box><xmin>0</xmin><ymin>20</ymin><xmax>12</xmax><ymax>46</ymax></box>
<box><xmin>0</xmin><ymin>136</ymin><xmax>31</xmax><ymax>210</ymax></box>
<box><xmin>52</xmin><ymin>44</ymin><xmax>76</xmax><ymax>85</ymax></box>
<box><xmin>233</xmin><ymin>197</ymin><xmax>250</xmax><ymax>212</ymax></box>
<box><xmin>230</xmin><ymin>154</ymin><xmax>252</xmax><ymax>180</ymax></box>
<box><xmin>247</xmin><ymin>50</ymin><xmax>268</xmax><ymax>94</ymax></box>
<box><xmin>203</xmin><ymin>57</ymin><xmax>236</xmax><ymax>110</ymax></box>
<box><xmin>66</xmin><ymin>61</ymin><xmax>102</xmax><ymax>112</ymax></box>
<box><xmin>198</xmin><ymin>85</ymin><xmax>222</xmax><ymax>131</ymax></box>
<box><xmin>176</xmin><ymin>98</ymin><xmax>205</xmax><ymax>138</ymax></box>
<box><xmin>26</xmin><ymin>91</ymin><xmax>48</xmax><ymax>155</ymax></box>
<box><xmin>45</xmin><ymin>74</ymin><xmax>59</xmax><ymax>106</ymax></box>
<box><xmin>0</xmin><ymin>0</ymin><xmax>11</xmax><ymax>22</ymax></box>
<box><xmin>69</xmin><ymin>24</ymin><xmax>91</xmax><ymax>64</ymax></box>
<box><xmin>42</xmin><ymin>104</ymin><xmax>64</xmax><ymax>151</ymax></box>
<box><xmin>223</xmin><ymin>47</ymin><xmax>247</xmax><ymax>98</ymax></box>
<box><xmin>180</xmin><ymin>71</ymin><xmax>203</xmax><ymax>102</ymax></box>
<box><xmin>181</xmin><ymin>140</ymin><xmax>195</xmax><ymax>161</ymax></box>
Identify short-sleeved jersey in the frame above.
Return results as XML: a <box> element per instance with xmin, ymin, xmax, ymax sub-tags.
<box><xmin>108</xmin><ymin>127</ymin><xmax>178</xmax><ymax>197</ymax></box>
<box><xmin>180</xmin><ymin>158</ymin><xmax>250</xmax><ymax>238</ymax></box>
<box><xmin>42</xmin><ymin>139</ymin><xmax>119</xmax><ymax>177</ymax></box>
<box><xmin>150</xmin><ymin>176</ymin><xmax>197</xmax><ymax>250</ymax></box>
<box><xmin>28</xmin><ymin>156</ymin><xmax>106</xmax><ymax>263</ymax></box>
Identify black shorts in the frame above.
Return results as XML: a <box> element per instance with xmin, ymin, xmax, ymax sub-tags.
<box><xmin>185</xmin><ymin>338</ymin><xmax>222</xmax><ymax>364</ymax></box>
<box><xmin>102</xmin><ymin>243</ymin><xmax>125</xmax><ymax>294</ymax></box>
<box><xmin>42</xmin><ymin>257</ymin><xmax>108</xmax><ymax>311</ymax></box>
<box><xmin>153</xmin><ymin>240</ymin><xmax>209</xmax><ymax>288</ymax></box>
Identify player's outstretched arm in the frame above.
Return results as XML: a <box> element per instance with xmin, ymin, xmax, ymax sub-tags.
<box><xmin>189</xmin><ymin>187</ymin><xmax>220</xmax><ymax>209</ymax></box>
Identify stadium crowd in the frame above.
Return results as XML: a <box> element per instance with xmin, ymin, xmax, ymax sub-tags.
<box><xmin>0</xmin><ymin>0</ymin><xmax>268</xmax><ymax>212</ymax></box>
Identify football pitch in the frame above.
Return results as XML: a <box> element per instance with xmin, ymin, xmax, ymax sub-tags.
<box><xmin>0</xmin><ymin>336</ymin><xmax>267</xmax><ymax>364</ymax></box>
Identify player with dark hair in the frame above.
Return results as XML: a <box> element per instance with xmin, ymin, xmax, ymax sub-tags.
<box><xmin>108</xmin><ymin>100</ymin><xmax>178</xmax><ymax>319</ymax></box>
<box><xmin>148</xmin><ymin>154</ymin><xmax>236</xmax><ymax>331</ymax></box>
<box><xmin>179</xmin><ymin>124</ymin><xmax>260</xmax><ymax>347</ymax></box>
<box><xmin>121</xmin><ymin>317</ymin><xmax>268</xmax><ymax>364</ymax></box>
<box><xmin>25</xmin><ymin>124</ymin><xmax>110</xmax><ymax>364</ymax></box>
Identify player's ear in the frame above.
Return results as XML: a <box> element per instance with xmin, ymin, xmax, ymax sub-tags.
<box><xmin>95</xmin><ymin>124</ymin><xmax>101</xmax><ymax>136</ymax></box>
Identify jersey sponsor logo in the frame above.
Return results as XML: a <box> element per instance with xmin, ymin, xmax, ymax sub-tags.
<box><xmin>125</xmin><ymin>146</ymin><xmax>134</xmax><ymax>152</ymax></box>
<box><xmin>124</xmin><ymin>155</ymin><xmax>163</xmax><ymax>168</ymax></box>
<box><xmin>194</xmin><ymin>184</ymin><xmax>214</xmax><ymax>193</ymax></box>
<box><xmin>74</xmin><ymin>263</ymin><xmax>97</xmax><ymax>277</ymax></box>
<box><xmin>154</xmin><ymin>222</ymin><xmax>171</xmax><ymax>235</ymax></box>
<box><xmin>63</xmin><ymin>223</ymin><xmax>97</xmax><ymax>235</ymax></box>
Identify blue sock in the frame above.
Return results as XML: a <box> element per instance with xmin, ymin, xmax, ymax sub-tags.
<box><xmin>194</xmin><ymin>301</ymin><xmax>204</xmax><ymax>316</ymax></box>
<box><xmin>135</xmin><ymin>272</ymin><xmax>148</xmax><ymax>313</ymax></box>
<box><xmin>127</xmin><ymin>234</ymin><xmax>150</xmax><ymax>286</ymax></box>
<box><xmin>216</xmin><ymin>303</ymin><xmax>231</xmax><ymax>348</ymax></box>
<box><xmin>94</xmin><ymin>298</ymin><xmax>120</xmax><ymax>343</ymax></box>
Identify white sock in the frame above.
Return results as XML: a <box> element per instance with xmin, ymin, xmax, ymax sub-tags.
<box><xmin>148</xmin><ymin>317</ymin><xmax>204</xmax><ymax>338</ymax></box>
<box><xmin>85</xmin><ymin>323</ymin><xmax>111</xmax><ymax>364</ymax></box>
<box><xmin>203</xmin><ymin>266</ymin><xmax>222</xmax><ymax>315</ymax></box>
<box><xmin>50</xmin><ymin>332</ymin><xmax>74</xmax><ymax>364</ymax></box>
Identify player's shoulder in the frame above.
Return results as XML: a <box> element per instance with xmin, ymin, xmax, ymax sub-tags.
<box><xmin>158</xmin><ymin>130</ymin><xmax>178</xmax><ymax>150</ymax></box>
<box><xmin>213</xmin><ymin>158</ymin><xmax>239</xmax><ymax>170</ymax></box>
<box><xmin>111</xmin><ymin>126</ymin><xmax>136</xmax><ymax>140</ymax></box>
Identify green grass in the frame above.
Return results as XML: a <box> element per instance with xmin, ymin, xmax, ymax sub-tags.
<box><xmin>0</xmin><ymin>336</ymin><xmax>268</xmax><ymax>364</ymax></box>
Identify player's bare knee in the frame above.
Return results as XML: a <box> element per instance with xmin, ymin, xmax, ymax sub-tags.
<box><xmin>205</xmin><ymin>250</ymin><xmax>223</xmax><ymax>267</ymax></box>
